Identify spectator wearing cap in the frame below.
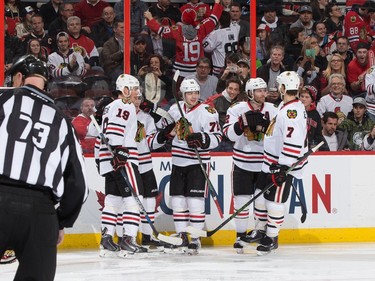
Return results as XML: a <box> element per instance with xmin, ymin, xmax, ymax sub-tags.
<box><xmin>74</xmin><ymin>0</ymin><xmax>109</xmax><ymax>33</ymax></box>
<box><xmin>229</xmin><ymin>3</ymin><xmax>250</xmax><ymax>42</ymax></box>
<box><xmin>257</xmin><ymin>45</ymin><xmax>286</xmax><ymax>90</ymax></box>
<box><xmin>317</xmin><ymin>73</ymin><xmax>353</xmax><ymax>118</ymax></box>
<box><xmin>236</xmin><ymin>59</ymin><xmax>250</xmax><ymax>95</ymax></box>
<box><xmin>256</xmin><ymin>23</ymin><xmax>272</xmax><ymax>64</ymax></box>
<box><xmin>339</xmin><ymin>97</ymin><xmax>375</xmax><ymax>150</ymax></box>
<box><xmin>130</xmin><ymin>34</ymin><xmax>150</xmax><ymax>77</ymax></box>
<box><xmin>15</xmin><ymin>6</ymin><xmax>35</xmax><ymax>40</ymax></box>
<box><xmin>39</xmin><ymin>0</ymin><xmax>62</xmax><ymax>30</ymax></box>
<box><xmin>300</xmin><ymin>85</ymin><xmax>322</xmax><ymax>148</ymax></box>
<box><xmin>347</xmin><ymin>42</ymin><xmax>371</xmax><ymax>98</ymax></box>
<box><xmin>344</xmin><ymin>0</ymin><xmax>375</xmax><ymax>52</ymax></box>
<box><xmin>185</xmin><ymin>57</ymin><xmax>219</xmax><ymax>102</ymax></box>
<box><xmin>259</xmin><ymin>4</ymin><xmax>290</xmax><ymax>46</ymax></box>
<box><xmin>47</xmin><ymin>31</ymin><xmax>87</xmax><ymax>81</ymax></box>
<box><xmin>101</xmin><ymin>18</ymin><xmax>125</xmax><ymax>89</ymax></box>
<box><xmin>290</xmin><ymin>6</ymin><xmax>315</xmax><ymax>37</ymax></box>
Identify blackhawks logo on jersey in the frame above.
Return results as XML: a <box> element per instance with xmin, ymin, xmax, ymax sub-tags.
<box><xmin>135</xmin><ymin>121</ymin><xmax>146</xmax><ymax>142</ymax></box>
<box><xmin>287</xmin><ymin>110</ymin><xmax>297</xmax><ymax>119</ymax></box>
<box><xmin>205</xmin><ymin>106</ymin><xmax>217</xmax><ymax>114</ymax></box>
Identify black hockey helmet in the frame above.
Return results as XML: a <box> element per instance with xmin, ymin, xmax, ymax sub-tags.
<box><xmin>8</xmin><ymin>55</ymin><xmax>49</xmax><ymax>82</ymax></box>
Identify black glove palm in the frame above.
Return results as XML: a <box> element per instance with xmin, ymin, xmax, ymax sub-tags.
<box><xmin>157</xmin><ymin>122</ymin><xmax>176</xmax><ymax>143</ymax></box>
<box><xmin>186</xmin><ymin>132</ymin><xmax>210</xmax><ymax>149</ymax></box>
<box><xmin>270</xmin><ymin>163</ymin><xmax>289</xmax><ymax>187</ymax></box>
<box><xmin>139</xmin><ymin>99</ymin><xmax>155</xmax><ymax>113</ymax></box>
<box><xmin>240</xmin><ymin>111</ymin><xmax>265</xmax><ymax>132</ymax></box>
<box><xmin>111</xmin><ymin>146</ymin><xmax>129</xmax><ymax>171</ymax></box>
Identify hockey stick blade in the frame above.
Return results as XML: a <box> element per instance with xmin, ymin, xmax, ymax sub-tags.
<box><xmin>90</xmin><ymin>116</ymin><xmax>183</xmax><ymax>246</ymax></box>
<box><xmin>186</xmin><ymin>141</ymin><xmax>324</xmax><ymax>238</ymax></box>
<box><xmin>155</xmin><ymin>107</ymin><xmax>174</xmax><ymax>123</ymax></box>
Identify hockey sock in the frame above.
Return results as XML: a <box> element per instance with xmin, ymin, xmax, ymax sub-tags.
<box><xmin>234</xmin><ymin>195</ymin><xmax>252</xmax><ymax>234</ymax></box>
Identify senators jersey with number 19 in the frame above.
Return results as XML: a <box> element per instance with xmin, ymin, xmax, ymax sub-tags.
<box><xmin>223</xmin><ymin>101</ymin><xmax>278</xmax><ymax>172</ymax></box>
<box><xmin>147</xmin><ymin>3</ymin><xmax>223</xmax><ymax>77</ymax></box>
<box><xmin>262</xmin><ymin>99</ymin><xmax>308</xmax><ymax>179</ymax></box>
<box><xmin>95</xmin><ymin>99</ymin><xmax>139</xmax><ymax>175</ymax></box>
<box><xmin>168</xmin><ymin>102</ymin><xmax>222</xmax><ymax>167</ymax></box>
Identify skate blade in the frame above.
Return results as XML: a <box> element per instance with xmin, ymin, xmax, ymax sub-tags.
<box><xmin>144</xmin><ymin>245</ymin><xmax>165</xmax><ymax>253</ymax></box>
<box><xmin>187</xmin><ymin>249</ymin><xmax>199</xmax><ymax>255</ymax></box>
<box><xmin>235</xmin><ymin>248</ymin><xmax>244</xmax><ymax>254</ymax></box>
<box><xmin>256</xmin><ymin>249</ymin><xmax>276</xmax><ymax>256</ymax></box>
<box><xmin>163</xmin><ymin>247</ymin><xmax>187</xmax><ymax>254</ymax></box>
<box><xmin>99</xmin><ymin>249</ymin><xmax>121</xmax><ymax>258</ymax></box>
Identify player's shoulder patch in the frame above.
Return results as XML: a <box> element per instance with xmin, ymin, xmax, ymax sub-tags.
<box><xmin>350</xmin><ymin>16</ymin><xmax>356</xmax><ymax>23</ymax></box>
<box><xmin>287</xmin><ymin>109</ymin><xmax>297</xmax><ymax>119</ymax></box>
<box><xmin>172</xmin><ymin>25</ymin><xmax>179</xmax><ymax>30</ymax></box>
<box><xmin>368</xmin><ymin>66</ymin><xmax>375</xmax><ymax>74</ymax></box>
<box><xmin>205</xmin><ymin>106</ymin><xmax>217</xmax><ymax>114</ymax></box>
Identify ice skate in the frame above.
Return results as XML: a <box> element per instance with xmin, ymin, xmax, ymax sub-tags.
<box><xmin>187</xmin><ymin>237</ymin><xmax>201</xmax><ymax>255</ymax></box>
<box><xmin>256</xmin><ymin>236</ymin><xmax>278</xmax><ymax>256</ymax></box>
<box><xmin>233</xmin><ymin>237</ymin><xmax>245</xmax><ymax>254</ymax></box>
<box><xmin>120</xmin><ymin>235</ymin><xmax>148</xmax><ymax>254</ymax></box>
<box><xmin>99</xmin><ymin>234</ymin><xmax>120</xmax><ymax>258</ymax></box>
<box><xmin>240</xmin><ymin>229</ymin><xmax>266</xmax><ymax>245</ymax></box>
<box><xmin>142</xmin><ymin>234</ymin><xmax>165</xmax><ymax>252</ymax></box>
<box><xmin>164</xmin><ymin>232</ymin><xmax>189</xmax><ymax>253</ymax></box>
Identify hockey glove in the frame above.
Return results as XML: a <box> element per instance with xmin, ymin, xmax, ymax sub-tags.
<box><xmin>139</xmin><ymin>99</ymin><xmax>155</xmax><ymax>113</ymax></box>
<box><xmin>157</xmin><ymin>122</ymin><xmax>176</xmax><ymax>143</ymax></box>
<box><xmin>111</xmin><ymin>146</ymin><xmax>129</xmax><ymax>171</ymax></box>
<box><xmin>186</xmin><ymin>132</ymin><xmax>210</xmax><ymax>149</ymax></box>
<box><xmin>270</xmin><ymin>163</ymin><xmax>289</xmax><ymax>187</ymax></box>
<box><xmin>240</xmin><ymin>111</ymin><xmax>266</xmax><ymax>132</ymax></box>
<box><xmin>95</xmin><ymin>96</ymin><xmax>114</xmax><ymax>125</ymax></box>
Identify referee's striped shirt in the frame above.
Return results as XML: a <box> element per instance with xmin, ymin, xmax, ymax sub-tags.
<box><xmin>0</xmin><ymin>85</ymin><xmax>88</xmax><ymax>228</ymax></box>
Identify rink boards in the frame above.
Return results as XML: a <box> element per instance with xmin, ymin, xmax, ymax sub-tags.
<box><xmin>61</xmin><ymin>152</ymin><xmax>375</xmax><ymax>248</ymax></box>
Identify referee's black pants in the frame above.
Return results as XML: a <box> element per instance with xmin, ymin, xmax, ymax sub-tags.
<box><xmin>0</xmin><ymin>184</ymin><xmax>59</xmax><ymax>281</ymax></box>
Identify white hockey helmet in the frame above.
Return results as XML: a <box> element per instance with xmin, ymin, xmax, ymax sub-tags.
<box><xmin>245</xmin><ymin>78</ymin><xmax>268</xmax><ymax>100</ymax></box>
<box><xmin>276</xmin><ymin>71</ymin><xmax>300</xmax><ymax>97</ymax></box>
<box><xmin>180</xmin><ymin>78</ymin><xmax>200</xmax><ymax>98</ymax></box>
<box><xmin>116</xmin><ymin>74</ymin><xmax>140</xmax><ymax>96</ymax></box>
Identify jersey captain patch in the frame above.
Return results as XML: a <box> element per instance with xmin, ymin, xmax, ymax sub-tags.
<box><xmin>205</xmin><ymin>106</ymin><xmax>217</xmax><ymax>114</ymax></box>
<box><xmin>287</xmin><ymin>109</ymin><xmax>297</xmax><ymax>119</ymax></box>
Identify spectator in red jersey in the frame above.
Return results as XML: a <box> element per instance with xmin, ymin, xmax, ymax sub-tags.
<box><xmin>73</xmin><ymin>0</ymin><xmax>109</xmax><ymax>34</ymax></box>
<box><xmin>180</xmin><ymin>0</ymin><xmax>211</xmax><ymax>27</ymax></box>
<box><xmin>347</xmin><ymin>42</ymin><xmax>371</xmax><ymax>98</ymax></box>
<box><xmin>72</xmin><ymin>98</ymin><xmax>97</xmax><ymax>155</ymax></box>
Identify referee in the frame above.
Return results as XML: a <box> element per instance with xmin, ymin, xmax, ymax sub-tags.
<box><xmin>0</xmin><ymin>55</ymin><xmax>88</xmax><ymax>281</ymax></box>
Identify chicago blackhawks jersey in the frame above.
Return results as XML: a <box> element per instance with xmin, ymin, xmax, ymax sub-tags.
<box><xmin>344</xmin><ymin>10</ymin><xmax>372</xmax><ymax>52</ymax></box>
<box><xmin>135</xmin><ymin>110</ymin><xmax>163</xmax><ymax>174</ymax></box>
<box><xmin>47</xmin><ymin>49</ymin><xmax>87</xmax><ymax>78</ymax></box>
<box><xmin>203</xmin><ymin>25</ymin><xmax>240</xmax><ymax>76</ymax></box>
<box><xmin>95</xmin><ymin>99</ymin><xmax>139</xmax><ymax>175</ymax></box>
<box><xmin>262</xmin><ymin>99</ymin><xmax>308</xmax><ymax>179</ymax></box>
<box><xmin>147</xmin><ymin>3</ymin><xmax>223</xmax><ymax>77</ymax></box>
<box><xmin>316</xmin><ymin>94</ymin><xmax>353</xmax><ymax>119</ymax></box>
<box><xmin>168</xmin><ymin>101</ymin><xmax>222</xmax><ymax>167</ymax></box>
<box><xmin>223</xmin><ymin>101</ymin><xmax>278</xmax><ymax>172</ymax></box>
<box><xmin>365</xmin><ymin>66</ymin><xmax>375</xmax><ymax>116</ymax></box>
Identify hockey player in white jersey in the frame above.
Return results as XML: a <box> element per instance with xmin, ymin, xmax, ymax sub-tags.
<box><xmin>95</xmin><ymin>74</ymin><xmax>147</xmax><ymax>256</ymax></box>
<box><xmin>223</xmin><ymin>78</ymin><xmax>277</xmax><ymax>253</ymax></box>
<box><xmin>242</xmin><ymin>71</ymin><xmax>308</xmax><ymax>255</ymax></box>
<box><xmin>162</xmin><ymin>79</ymin><xmax>222</xmax><ymax>253</ymax></box>
<box><xmin>203</xmin><ymin>11</ymin><xmax>240</xmax><ymax>76</ymax></box>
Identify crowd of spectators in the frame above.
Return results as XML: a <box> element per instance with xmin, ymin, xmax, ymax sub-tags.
<box><xmin>4</xmin><ymin>0</ymin><xmax>375</xmax><ymax>153</ymax></box>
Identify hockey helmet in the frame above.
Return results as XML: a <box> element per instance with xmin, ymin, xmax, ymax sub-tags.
<box><xmin>180</xmin><ymin>79</ymin><xmax>200</xmax><ymax>95</ymax></box>
<box><xmin>116</xmin><ymin>74</ymin><xmax>140</xmax><ymax>96</ymax></box>
<box><xmin>245</xmin><ymin>78</ymin><xmax>268</xmax><ymax>100</ymax></box>
<box><xmin>8</xmin><ymin>55</ymin><xmax>49</xmax><ymax>82</ymax></box>
<box><xmin>276</xmin><ymin>71</ymin><xmax>300</xmax><ymax>97</ymax></box>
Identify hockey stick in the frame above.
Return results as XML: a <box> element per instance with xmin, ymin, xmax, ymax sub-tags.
<box><xmin>186</xmin><ymin>141</ymin><xmax>324</xmax><ymax>237</ymax></box>
<box><xmin>172</xmin><ymin>70</ymin><xmax>224</xmax><ymax>218</ymax></box>
<box><xmin>90</xmin><ymin>115</ymin><xmax>182</xmax><ymax>245</ymax></box>
<box><xmin>291</xmin><ymin>183</ymin><xmax>307</xmax><ymax>223</ymax></box>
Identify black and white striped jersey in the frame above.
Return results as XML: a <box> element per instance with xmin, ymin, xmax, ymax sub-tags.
<box><xmin>0</xmin><ymin>85</ymin><xmax>88</xmax><ymax>228</ymax></box>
